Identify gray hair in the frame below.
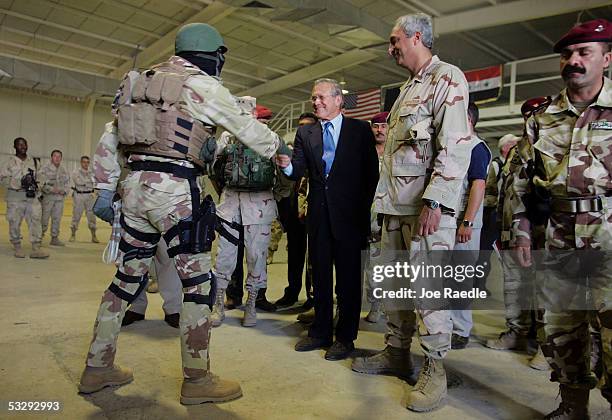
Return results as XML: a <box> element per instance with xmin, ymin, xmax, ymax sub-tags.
<box><xmin>313</xmin><ymin>78</ymin><xmax>343</xmax><ymax>97</ymax></box>
<box><xmin>394</xmin><ymin>13</ymin><xmax>433</xmax><ymax>49</ymax></box>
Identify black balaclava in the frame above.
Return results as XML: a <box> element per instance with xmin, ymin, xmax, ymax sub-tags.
<box><xmin>178</xmin><ymin>50</ymin><xmax>225</xmax><ymax>77</ymax></box>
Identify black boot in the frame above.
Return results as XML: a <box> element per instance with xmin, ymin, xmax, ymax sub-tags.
<box><xmin>121</xmin><ymin>310</ymin><xmax>144</xmax><ymax>326</ymax></box>
<box><xmin>544</xmin><ymin>385</ymin><xmax>590</xmax><ymax>419</ymax></box>
<box><xmin>256</xmin><ymin>288</ymin><xmax>277</xmax><ymax>312</ymax></box>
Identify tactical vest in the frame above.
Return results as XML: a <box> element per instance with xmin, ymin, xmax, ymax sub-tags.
<box><xmin>115</xmin><ymin>60</ymin><xmax>214</xmax><ymax>169</ymax></box>
<box><xmin>220</xmin><ymin>140</ymin><xmax>275</xmax><ymax>191</ymax></box>
<box><xmin>456</xmin><ymin>137</ymin><xmax>491</xmax><ymax>229</ymax></box>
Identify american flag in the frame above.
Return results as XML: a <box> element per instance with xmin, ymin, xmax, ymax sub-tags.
<box><xmin>343</xmin><ymin>88</ymin><xmax>381</xmax><ymax>120</ymax></box>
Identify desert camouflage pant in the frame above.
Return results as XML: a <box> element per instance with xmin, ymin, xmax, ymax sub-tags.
<box><xmin>71</xmin><ymin>192</ymin><xmax>96</xmax><ymax>231</ymax></box>
<box><xmin>364</xmin><ymin>240</ymin><xmax>383</xmax><ymax>304</ymax></box>
<box><xmin>215</xmin><ymin>221</ymin><xmax>271</xmax><ymax>292</ymax></box>
<box><xmin>6</xmin><ymin>192</ymin><xmax>42</xmax><ymax>244</ymax></box>
<box><xmin>536</xmin><ymin>212</ymin><xmax>611</xmax><ymax>401</ymax></box>
<box><xmin>268</xmin><ymin>219</ymin><xmax>283</xmax><ymax>253</ymax></box>
<box><xmin>380</xmin><ymin>214</ymin><xmax>456</xmax><ymax>359</ymax></box>
<box><xmin>86</xmin><ymin>171</ymin><xmax>213</xmax><ymax>380</ymax></box>
<box><xmin>41</xmin><ymin>194</ymin><xmax>65</xmax><ymax>238</ymax></box>
<box><xmin>500</xmin><ymin>252</ymin><xmax>536</xmax><ymax>335</ymax></box>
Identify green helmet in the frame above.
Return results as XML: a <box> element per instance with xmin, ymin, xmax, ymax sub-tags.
<box><xmin>175</xmin><ymin>23</ymin><xmax>227</xmax><ymax>54</ymax></box>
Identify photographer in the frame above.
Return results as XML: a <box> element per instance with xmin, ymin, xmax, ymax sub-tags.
<box><xmin>0</xmin><ymin>137</ymin><xmax>49</xmax><ymax>258</ymax></box>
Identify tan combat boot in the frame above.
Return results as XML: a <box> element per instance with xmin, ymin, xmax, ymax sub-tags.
<box><xmin>365</xmin><ymin>301</ymin><xmax>383</xmax><ymax>323</ymax></box>
<box><xmin>78</xmin><ymin>365</ymin><xmax>133</xmax><ymax>394</ymax></box>
<box><xmin>50</xmin><ymin>236</ymin><xmax>65</xmax><ymax>246</ymax></box>
<box><xmin>351</xmin><ymin>345</ymin><xmax>414</xmax><ymax>379</ymax></box>
<box><xmin>91</xmin><ymin>229</ymin><xmax>99</xmax><ymax>243</ymax></box>
<box><xmin>544</xmin><ymin>385</ymin><xmax>590</xmax><ymax>419</ymax></box>
<box><xmin>13</xmin><ymin>243</ymin><xmax>26</xmax><ymax>258</ymax></box>
<box><xmin>529</xmin><ymin>346</ymin><xmax>550</xmax><ymax>371</ymax></box>
<box><xmin>180</xmin><ymin>372</ymin><xmax>242</xmax><ymax>404</ymax></box>
<box><xmin>69</xmin><ymin>228</ymin><xmax>76</xmax><ymax>242</ymax></box>
<box><xmin>210</xmin><ymin>288</ymin><xmax>226</xmax><ymax>327</ymax></box>
<box><xmin>242</xmin><ymin>289</ymin><xmax>257</xmax><ymax>327</ymax></box>
<box><xmin>406</xmin><ymin>357</ymin><xmax>447</xmax><ymax>412</ymax></box>
<box><xmin>30</xmin><ymin>243</ymin><xmax>49</xmax><ymax>259</ymax></box>
<box><xmin>485</xmin><ymin>329</ymin><xmax>528</xmax><ymax>351</ymax></box>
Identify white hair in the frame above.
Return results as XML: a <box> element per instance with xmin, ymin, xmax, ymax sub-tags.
<box><xmin>394</xmin><ymin>13</ymin><xmax>434</xmax><ymax>49</ymax></box>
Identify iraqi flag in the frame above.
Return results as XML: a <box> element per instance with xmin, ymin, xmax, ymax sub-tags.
<box><xmin>464</xmin><ymin>65</ymin><xmax>502</xmax><ymax>104</ymax></box>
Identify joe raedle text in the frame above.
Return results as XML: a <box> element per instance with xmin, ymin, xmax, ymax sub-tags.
<box><xmin>372</xmin><ymin>287</ymin><xmax>488</xmax><ymax>300</ymax></box>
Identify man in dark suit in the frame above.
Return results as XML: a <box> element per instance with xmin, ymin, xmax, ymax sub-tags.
<box><xmin>276</xmin><ymin>78</ymin><xmax>379</xmax><ymax>360</ymax></box>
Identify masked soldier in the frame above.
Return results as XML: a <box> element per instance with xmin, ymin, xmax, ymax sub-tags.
<box><xmin>510</xmin><ymin>20</ymin><xmax>612</xmax><ymax>418</ymax></box>
<box><xmin>70</xmin><ymin>155</ymin><xmax>98</xmax><ymax>243</ymax></box>
<box><xmin>0</xmin><ymin>137</ymin><xmax>49</xmax><ymax>259</ymax></box>
<box><xmin>39</xmin><ymin>150</ymin><xmax>71</xmax><ymax>246</ymax></box>
<box><xmin>351</xmin><ymin>13</ymin><xmax>473</xmax><ymax>412</ymax></box>
<box><xmin>210</xmin><ymin>99</ymin><xmax>288</xmax><ymax>327</ymax></box>
<box><xmin>78</xmin><ymin>23</ymin><xmax>281</xmax><ymax>405</ymax></box>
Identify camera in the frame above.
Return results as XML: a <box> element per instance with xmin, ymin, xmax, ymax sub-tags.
<box><xmin>21</xmin><ymin>169</ymin><xmax>37</xmax><ymax>198</ymax></box>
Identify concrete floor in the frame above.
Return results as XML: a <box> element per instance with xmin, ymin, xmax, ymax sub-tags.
<box><xmin>0</xmin><ymin>193</ymin><xmax>609</xmax><ymax>420</ymax></box>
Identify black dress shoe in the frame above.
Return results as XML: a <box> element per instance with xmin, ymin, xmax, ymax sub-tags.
<box><xmin>294</xmin><ymin>337</ymin><xmax>332</xmax><ymax>352</ymax></box>
<box><xmin>275</xmin><ymin>294</ymin><xmax>298</xmax><ymax>308</ymax></box>
<box><xmin>451</xmin><ymin>333</ymin><xmax>469</xmax><ymax>350</ymax></box>
<box><xmin>121</xmin><ymin>310</ymin><xmax>144</xmax><ymax>326</ymax></box>
<box><xmin>256</xmin><ymin>298</ymin><xmax>277</xmax><ymax>312</ymax></box>
<box><xmin>164</xmin><ymin>313</ymin><xmax>180</xmax><ymax>329</ymax></box>
<box><xmin>300</xmin><ymin>298</ymin><xmax>314</xmax><ymax>311</ymax></box>
<box><xmin>324</xmin><ymin>340</ymin><xmax>355</xmax><ymax>361</ymax></box>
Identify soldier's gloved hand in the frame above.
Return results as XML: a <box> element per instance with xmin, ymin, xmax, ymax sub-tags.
<box><xmin>93</xmin><ymin>189</ymin><xmax>115</xmax><ymax>223</ymax></box>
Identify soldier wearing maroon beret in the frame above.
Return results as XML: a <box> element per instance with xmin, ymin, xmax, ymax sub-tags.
<box><xmin>510</xmin><ymin>19</ymin><xmax>612</xmax><ymax>418</ymax></box>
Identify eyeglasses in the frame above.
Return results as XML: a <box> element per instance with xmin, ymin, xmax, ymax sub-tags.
<box><xmin>311</xmin><ymin>94</ymin><xmax>335</xmax><ymax>102</ymax></box>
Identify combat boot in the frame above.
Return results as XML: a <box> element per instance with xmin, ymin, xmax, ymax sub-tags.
<box><xmin>91</xmin><ymin>229</ymin><xmax>99</xmax><ymax>243</ymax></box>
<box><xmin>69</xmin><ymin>227</ymin><xmax>76</xmax><ymax>242</ymax></box>
<box><xmin>242</xmin><ymin>289</ymin><xmax>257</xmax><ymax>327</ymax></box>
<box><xmin>406</xmin><ymin>357</ymin><xmax>447</xmax><ymax>412</ymax></box>
<box><xmin>30</xmin><ymin>243</ymin><xmax>49</xmax><ymax>259</ymax></box>
<box><xmin>180</xmin><ymin>372</ymin><xmax>242</xmax><ymax>404</ymax></box>
<box><xmin>365</xmin><ymin>301</ymin><xmax>383</xmax><ymax>323</ymax></box>
<box><xmin>485</xmin><ymin>329</ymin><xmax>528</xmax><ymax>351</ymax></box>
<box><xmin>351</xmin><ymin>345</ymin><xmax>414</xmax><ymax>379</ymax></box>
<box><xmin>78</xmin><ymin>365</ymin><xmax>133</xmax><ymax>394</ymax></box>
<box><xmin>13</xmin><ymin>243</ymin><xmax>25</xmax><ymax>258</ymax></box>
<box><xmin>544</xmin><ymin>385</ymin><xmax>590</xmax><ymax>419</ymax></box>
<box><xmin>211</xmin><ymin>288</ymin><xmax>226</xmax><ymax>327</ymax></box>
<box><xmin>529</xmin><ymin>346</ymin><xmax>550</xmax><ymax>371</ymax></box>
<box><xmin>50</xmin><ymin>236</ymin><xmax>65</xmax><ymax>246</ymax></box>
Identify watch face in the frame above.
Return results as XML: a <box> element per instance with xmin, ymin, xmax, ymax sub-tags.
<box><xmin>429</xmin><ymin>201</ymin><xmax>439</xmax><ymax>209</ymax></box>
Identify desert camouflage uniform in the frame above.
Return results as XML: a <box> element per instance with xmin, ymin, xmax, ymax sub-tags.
<box><xmin>214</xmin><ymin>131</ymin><xmax>278</xmax><ymax>293</ymax></box>
<box><xmin>372</xmin><ymin>55</ymin><xmax>473</xmax><ymax>359</ymax></box>
<box><xmin>268</xmin><ymin>219</ymin><xmax>283</xmax><ymax>255</ymax></box>
<box><xmin>39</xmin><ymin>162</ymin><xmax>70</xmax><ymax>239</ymax></box>
<box><xmin>0</xmin><ymin>155</ymin><xmax>43</xmax><ymax>245</ymax></box>
<box><xmin>510</xmin><ymin>78</ymin><xmax>612</xmax><ymax>400</ymax></box>
<box><xmin>71</xmin><ymin>166</ymin><xmax>96</xmax><ymax>232</ymax></box>
<box><xmin>86</xmin><ymin>56</ymin><xmax>280</xmax><ymax>380</ymax></box>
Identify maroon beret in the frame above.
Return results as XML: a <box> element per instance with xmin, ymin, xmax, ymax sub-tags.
<box><xmin>553</xmin><ymin>19</ymin><xmax>612</xmax><ymax>53</ymax></box>
<box><xmin>520</xmin><ymin>96</ymin><xmax>552</xmax><ymax>119</ymax></box>
<box><xmin>370</xmin><ymin>111</ymin><xmax>389</xmax><ymax>124</ymax></box>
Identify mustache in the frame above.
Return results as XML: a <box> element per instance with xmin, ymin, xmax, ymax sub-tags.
<box><xmin>562</xmin><ymin>65</ymin><xmax>586</xmax><ymax>77</ymax></box>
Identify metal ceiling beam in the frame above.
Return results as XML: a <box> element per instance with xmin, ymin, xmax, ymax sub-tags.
<box><xmin>229</xmin><ymin>56</ymin><xmax>289</xmax><ymax>75</ymax></box>
<box><xmin>97</xmin><ymin>0</ymin><xmax>182</xmax><ymax>26</ymax></box>
<box><xmin>238</xmin><ymin>48</ymin><xmax>377</xmax><ymax>97</ymax></box>
<box><xmin>520</xmin><ymin>22</ymin><xmax>554</xmax><ymax>46</ymax></box>
<box><xmin>0</xmin><ymin>8</ymin><xmax>143</xmax><ymax>50</ymax></box>
<box><xmin>434</xmin><ymin>0</ymin><xmax>612</xmax><ymax>35</ymax></box>
<box><xmin>109</xmin><ymin>1</ymin><xmax>236</xmax><ymax>78</ymax></box>
<box><xmin>0</xmin><ymin>51</ymin><xmax>107</xmax><ymax>78</ymax></box>
<box><xmin>30</xmin><ymin>0</ymin><xmax>162</xmax><ymax>40</ymax></box>
<box><xmin>0</xmin><ymin>39</ymin><xmax>116</xmax><ymax>70</ymax></box>
<box><xmin>1</xmin><ymin>26</ymin><xmax>133</xmax><ymax>61</ymax></box>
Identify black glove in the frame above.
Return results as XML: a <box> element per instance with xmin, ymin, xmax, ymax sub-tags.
<box><xmin>93</xmin><ymin>189</ymin><xmax>115</xmax><ymax>223</ymax></box>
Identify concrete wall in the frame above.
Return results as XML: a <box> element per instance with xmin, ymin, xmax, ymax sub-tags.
<box><xmin>0</xmin><ymin>87</ymin><xmax>112</xmax><ymax>173</ymax></box>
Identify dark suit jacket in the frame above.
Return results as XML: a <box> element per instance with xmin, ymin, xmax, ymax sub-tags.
<box><xmin>288</xmin><ymin>116</ymin><xmax>379</xmax><ymax>243</ymax></box>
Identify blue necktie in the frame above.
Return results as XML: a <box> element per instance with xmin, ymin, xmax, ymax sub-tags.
<box><xmin>322</xmin><ymin>121</ymin><xmax>335</xmax><ymax>176</ymax></box>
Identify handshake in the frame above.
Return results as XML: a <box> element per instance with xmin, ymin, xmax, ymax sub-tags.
<box><xmin>274</xmin><ymin>153</ymin><xmax>291</xmax><ymax>169</ymax></box>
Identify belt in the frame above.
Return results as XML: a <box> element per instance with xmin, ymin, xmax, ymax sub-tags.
<box><xmin>551</xmin><ymin>195</ymin><xmax>611</xmax><ymax>213</ymax></box>
<box><xmin>128</xmin><ymin>161</ymin><xmax>200</xmax><ymax>179</ymax></box>
<box><xmin>75</xmin><ymin>190</ymin><xmax>94</xmax><ymax>194</ymax></box>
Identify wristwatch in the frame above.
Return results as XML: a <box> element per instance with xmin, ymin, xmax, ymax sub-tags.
<box><xmin>462</xmin><ymin>220</ymin><xmax>474</xmax><ymax>227</ymax></box>
<box><xmin>423</xmin><ymin>199</ymin><xmax>440</xmax><ymax>209</ymax></box>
